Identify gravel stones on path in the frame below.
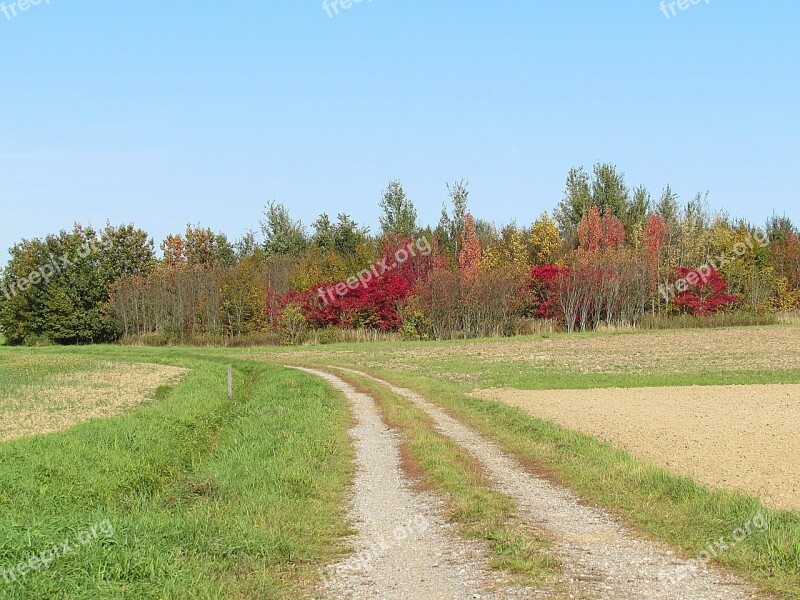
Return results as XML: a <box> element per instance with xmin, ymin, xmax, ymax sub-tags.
<box><xmin>290</xmin><ymin>367</ymin><xmax>542</xmax><ymax>600</ymax></box>
<box><xmin>334</xmin><ymin>368</ymin><xmax>764</xmax><ymax>600</ymax></box>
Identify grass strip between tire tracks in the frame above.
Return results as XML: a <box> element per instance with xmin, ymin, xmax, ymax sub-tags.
<box><xmin>333</xmin><ymin>369</ymin><xmax>560</xmax><ymax>588</ymax></box>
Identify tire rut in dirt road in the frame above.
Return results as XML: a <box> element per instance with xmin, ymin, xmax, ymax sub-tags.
<box><xmin>333</xmin><ymin>368</ymin><xmax>764</xmax><ymax>600</ymax></box>
<box><xmin>290</xmin><ymin>367</ymin><xmax>542</xmax><ymax>599</ymax></box>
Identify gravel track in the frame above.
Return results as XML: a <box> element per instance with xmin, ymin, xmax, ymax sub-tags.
<box><xmin>333</xmin><ymin>367</ymin><xmax>765</xmax><ymax>600</ymax></box>
<box><xmin>290</xmin><ymin>367</ymin><xmax>541</xmax><ymax>600</ymax></box>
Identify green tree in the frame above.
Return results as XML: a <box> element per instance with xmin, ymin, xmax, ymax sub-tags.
<box><xmin>234</xmin><ymin>231</ymin><xmax>259</xmax><ymax>259</ymax></box>
<box><xmin>379</xmin><ymin>180</ymin><xmax>417</xmax><ymax>238</ymax></box>
<box><xmin>311</xmin><ymin>213</ymin><xmax>334</xmax><ymax>252</ymax></box>
<box><xmin>766</xmin><ymin>213</ymin><xmax>795</xmax><ymax>243</ymax></box>
<box><xmin>0</xmin><ymin>226</ymin><xmax>118</xmax><ymax>345</ymax></box>
<box><xmin>678</xmin><ymin>192</ymin><xmax>711</xmax><ymax>266</ymax></box>
<box><xmin>626</xmin><ymin>185</ymin><xmax>651</xmax><ymax>245</ymax></box>
<box><xmin>555</xmin><ymin>166</ymin><xmax>592</xmax><ymax>242</ymax></box>
<box><xmin>437</xmin><ymin>179</ymin><xmax>469</xmax><ymax>261</ymax></box>
<box><xmin>98</xmin><ymin>223</ymin><xmax>156</xmax><ymax>283</ymax></box>
<box><xmin>312</xmin><ymin>213</ymin><xmax>369</xmax><ymax>261</ymax></box>
<box><xmin>656</xmin><ymin>185</ymin><xmax>680</xmax><ymax>227</ymax></box>
<box><xmin>260</xmin><ymin>201</ymin><xmax>308</xmax><ymax>256</ymax></box>
<box><xmin>591</xmin><ymin>163</ymin><xmax>630</xmax><ymax>219</ymax></box>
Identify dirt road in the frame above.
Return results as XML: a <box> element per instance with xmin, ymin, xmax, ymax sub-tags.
<box><xmin>290</xmin><ymin>367</ymin><xmax>539</xmax><ymax>599</ymax></box>
<box><xmin>318</xmin><ymin>367</ymin><xmax>763</xmax><ymax>600</ymax></box>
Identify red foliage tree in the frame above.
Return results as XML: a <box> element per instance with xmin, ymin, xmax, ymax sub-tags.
<box><xmin>576</xmin><ymin>206</ymin><xmax>602</xmax><ymax>254</ymax></box>
<box><xmin>643</xmin><ymin>213</ymin><xmax>667</xmax><ymax>295</ymax></box>
<box><xmin>306</xmin><ymin>271</ymin><xmax>413</xmax><ymax>330</ymax></box>
<box><xmin>459</xmin><ymin>214</ymin><xmax>482</xmax><ymax>282</ymax></box>
<box><xmin>673</xmin><ymin>267</ymin><xmax>738</xmax><ymax>316</ymax></box>
<box><xmin>271</xmin><ymin>235</ymin><xmax>432</xmax><ymax>332</ymax></box>
<box><xmin>577</xmin><ymin>206</ymin><xmax>626</xmax><ymax>254</ymax></box>
<box><xmin>602</xmin><ymin>212</ymin><xmax>627</xmax><ymax>249</ymax></box>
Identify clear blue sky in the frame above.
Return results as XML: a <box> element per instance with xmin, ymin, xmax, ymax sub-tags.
<box><xmin>1</xmin><ymin>0</ymin><xmax>798</xmax><ymax>261</ymax></box>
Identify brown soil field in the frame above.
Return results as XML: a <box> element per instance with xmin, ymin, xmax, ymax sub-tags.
<box><xmin>0</xmin><ymin>362</ymin><xmax>189</xmax><ymax>442</ymax></box>
<box><xmin>475</xmin><ymin>384</ymin><xmax>800</xmax><ymax>511</ymax></box>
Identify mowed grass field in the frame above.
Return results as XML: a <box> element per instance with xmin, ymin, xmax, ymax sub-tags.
<box><xmin>0</xmin><ymin>347</ymin><xmax>354</xmax><ymax>598</ymax></box>
<box><xmin>1</xmin><ymin>325</ymin><xmax>799</xmax><ymax>597</ymax></box>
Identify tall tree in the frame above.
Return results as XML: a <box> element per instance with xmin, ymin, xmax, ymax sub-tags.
<box><xmin>766</xmin><ymin>213</ymin><xmax>796</xmax><ymax>243</ymax></box>
<box><xmin>379</xmin><ymin>180</ymin><xmax>417</xmax><ymax>238</ymax></box>
<box><xmin>555</xmin><ymin>167</ymin><xmax>592</xmax><ymax>242</ymax></box>
<box><xmin>529</xmin><ymin>212</ymin><xmax>563</xmax><ymax>265</ymax></box>
<box><xmin>160</xmin><ymin>234</ymin><xmax>187</xmax><ymax>265</ymax></box>
<box><xmin>591</xmin><ymin>163</ymin><xmax>630</xmax><ymax>219</ymax></box>
<box><xmin>234</xmin><ymin>231</ymin><xmax>259</xmax><ymax>260</ymax></box>
<box><xmin>0</xmin><ymin>225</ymin><xmax>122</xmax><ymax>345</ymax></box>
<box><xmin>459</xmin><ymin>214</ymin><xmax>482</xmax><ymax>282</ymax></box>
<box><xmin>311</xmin><ymin>212</ymin><xmax>370</xmax><ymax>271</ymax></box>
<box><xmin>98</xmin><ymin>223</ymin><xmax>156</xmax><ymax>283</ymax></box>
<box><xmin>626</xmin><ymin>185</ymin><xmax>651</xmax><ymax>244</ymax></box>
<box><xmin>260</xmin><ymin>201</ymin><xmax>308</xmax><ymax>257</ymax></box>
<box><xmin>679</xmin><ymin>192</ymin><xmax>711</xmax><ymax>266</ymax></box>
<box><xmin>184</xmin><ymin>224</ymin><xmax>234</xmax><ymax>267</ymax></box>
<box><xmin>643</xmin><ymin>213</ymin><xmax>667</xmax><ymax>299</ymax></box>
<box><xmin>656</xmin><ymin>185</ymin><xmax>680</xmax><ymax>226</ymax></box>
<box><xmin>655</xmin><ymin>185</ymin><xmax>681</xmax><ymax>272</ymax></box>
<box><xmin>334</xmin><ymin>214</ymin><xmax>369</xmax><ymax>258</ymax></box>
<box><xmin>438</xmin><ymin>179</ymin><xmax>470</xmax><ymax>260</ymax></box>
<box><xmin>311</xmin><ymin>213</ymin><xmax>334</xmax><ymax>252</ymax></box>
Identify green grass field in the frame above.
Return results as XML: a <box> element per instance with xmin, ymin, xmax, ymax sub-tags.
<box><xmin>0</xmin><ymin>347</ymin><xmax>353</xmax><ymax>599</ymax></box>
<box><xmin>1</xmin><ymin>325</ymin><xmax>799</xmax><ymax>597</ymax></box>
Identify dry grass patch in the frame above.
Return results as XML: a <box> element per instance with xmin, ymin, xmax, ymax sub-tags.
<box><xmin>0</xmin><ymin>362</ymin><xmax>189</xmax><ymax>441</ymax></box>
<box><xmin>253</xmin><ymin>326</ymin><xmax>800</xmax><ymax>385</ymax></box>
<box><xmin>408</xmin><ymin>327</ymin><xmax>800</xmax><ymax>375</ymax></box>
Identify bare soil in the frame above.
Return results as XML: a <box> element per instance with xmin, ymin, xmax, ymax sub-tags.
<box><xmin>475</xmin><ymin>384</ymin><xmax>800</xmax><ymax>511</ymax></box>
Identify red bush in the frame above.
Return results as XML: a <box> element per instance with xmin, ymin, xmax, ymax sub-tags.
<box><xmin>673</xmin><ymin>267</ymin><xmax>738</xmax><ymax>316</ymax></box>
<box><xmin>527</xmin><ymin>264</ymin><xmax>564</xmax><ymax>320</ymax></box>
<box><xmin>269</xmin><ymin>235</ymin><xmax>431</xmax><ymax>332</ymax></box>
<box><xmin>306</xmin><ymin>271</ymin><xmax>413</xmax><ymax>331</ymax></box>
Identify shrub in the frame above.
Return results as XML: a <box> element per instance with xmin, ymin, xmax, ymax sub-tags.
<box><xmin>278</xmin><ymin>304</ymin><xmax>308</xmax><ymax>345</ymax></box>
<box><xmin>673</xmin><ymin>267</ymin><xmax>738</xmax><ymax>316</ymax></box>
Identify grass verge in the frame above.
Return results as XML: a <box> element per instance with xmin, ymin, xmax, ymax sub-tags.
<box><xmin>334</xmin><ymin>370</ymin><xmax>559</xmax><ymax>587</ymax></box>
<box><xmin>343</xmin><ymin>367</ymin><xmax>800</xmax><ymax>600</ymax></box>
<box><xmin>0</xmin><ymin>353</ymin><xmax>353</xmax><ymax>599</ymax></box>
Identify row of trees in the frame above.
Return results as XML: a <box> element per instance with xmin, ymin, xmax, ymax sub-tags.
<box><xmin>1</xmin><ymin>165</ymin><xmax>798</xmax><ymax>345</ymax></box>
<box><xmin>0</xmin><ymin>225</ymin><xmax>155</xmax><ymax>345</ymax></box>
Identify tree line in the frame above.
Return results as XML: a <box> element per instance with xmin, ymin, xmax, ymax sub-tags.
<box><xmin>1</xmin><ymin>164</ymin><xmax>798</xmax><ymax>345</ymax></box>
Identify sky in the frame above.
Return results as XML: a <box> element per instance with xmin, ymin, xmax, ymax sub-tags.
<box><xmin>1</xmin><ymin>0</ymin><xmax>798</xmax><ymax>262</ymax></box>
